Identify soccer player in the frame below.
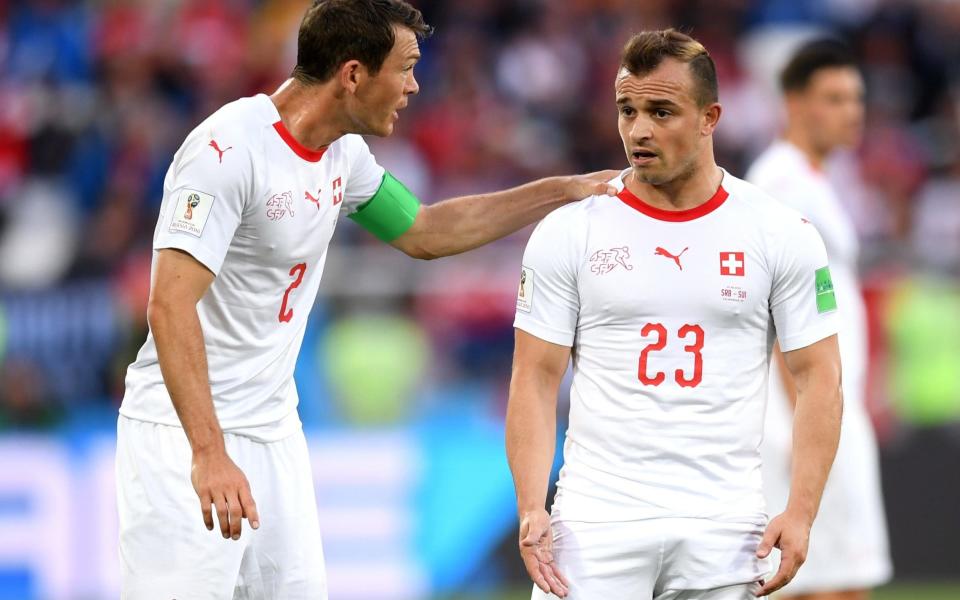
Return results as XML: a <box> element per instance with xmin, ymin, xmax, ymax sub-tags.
<box><xmin>747</xmin><ymin>39</ymin><xmax>892</xmax><ymax>600</ymax></box>
<box><xmin>115</xmin><ymin>1</ymin><xmax>617</xmax><ymax>598</ymax></box>
<box><xmin>507</xmin><ymin>29</ymin><xmax>843</xmax><ymax>599</ymax></box>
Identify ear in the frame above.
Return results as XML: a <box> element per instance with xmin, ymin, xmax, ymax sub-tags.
<box><xmin>701</xmin><ymin>102</ymin><xmax>722</xmax><ymax>136</ymax></box>
<box><xmin>337</xmin><ymin>59</ymin><xmax>366</xmax><ymax>94</ymax></box>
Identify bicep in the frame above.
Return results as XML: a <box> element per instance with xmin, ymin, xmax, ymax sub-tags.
<box><xmin>511</xmin><ymin>329</ymin><xmax>571</xmax><ymax>389</ymax></box>
<box><xmin>149</xmin><ymin>248</ymin><xmax>216</xmax><ymax>309</ymax></box>
<box><xmin>781</xmin><ymin>334</ymin><xmax>841</xmax><ymax>388</ymax></box>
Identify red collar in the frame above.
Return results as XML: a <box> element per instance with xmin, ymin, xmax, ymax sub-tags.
<box><xmin>617</xmin><ymin>183</ymin><xmax>728</xmax><ymax>222</ymax></box>
<box><xmin>272</xmin><ymin>120</ymin><xmax>327</xmax><ymax>162</ymax></box>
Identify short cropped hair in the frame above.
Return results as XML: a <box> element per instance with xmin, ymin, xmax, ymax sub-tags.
<box><xmin>780</xmin><ymin>39</ymin><xmax>857</xmax><ymax>93</ymax></box>
<box><xmin>292</xmin><ymin>0</ymin><xmax>433</xmax><ymax>85</ymax></box>
<box><xmin>620</xmin><ymin>29</ymin><xmax>718</xmax><ymax>107</ymax></box>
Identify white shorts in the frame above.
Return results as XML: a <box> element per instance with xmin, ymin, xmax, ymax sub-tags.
<box><xmin>116</xmin><ymin>416</ymin><xmax>327</xmax><ymax>600</ymax></box>
<box><xmin>531</xmin><ymin>517</ymin><xmax>768</xmax><ymax>599</ymax></box>
<box><xmin>761</xmin><ymin>376</ymin><xmax>892</xmax><ymax>594</ymax></box>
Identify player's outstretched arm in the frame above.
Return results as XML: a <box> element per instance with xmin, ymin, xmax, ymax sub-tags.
<box><xmin>389</xmin><ymin>170</ymin><xmax>619</xmax><ymax>260</ymax></box>
<box><xmin>148</xmin><ymin>248</ymin><xmax>260</xmax><ymax>540</ymax></box>
<box><xmin>506</xmin><ymin>329</ymin><xmax>572</xmax><ymax>599</ymax></box>
<box><xmin>756</xmin><ymin>334</ymin><xmax>842</xmax><ymax>596</ymax></box>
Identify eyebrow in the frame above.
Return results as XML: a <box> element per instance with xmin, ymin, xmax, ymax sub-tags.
<box><xmin>645</xmin><ymin>98</ymin><xmax>681</xmax><ymax>109</ymax></box>
<box><xmin>616</xmin><ymin>96</ymin><xmax>682</xmax><ymax>108</ymax></box>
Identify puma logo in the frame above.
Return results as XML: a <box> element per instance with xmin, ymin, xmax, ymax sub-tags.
<box><xmin>209</xmin><ymin>140</ymin><xmax>233</xmax><ymax>163</ymax></box>
<box><xmin>654</xmin><ymin>246</ymin><xmax>689</xmax><ymax>271</ymax></box>
<box><xmin>305</xmin><ymin>188</ymin><xmax>321</xmax><ymax>210</ymax></box>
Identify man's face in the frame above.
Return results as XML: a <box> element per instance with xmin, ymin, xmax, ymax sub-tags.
<box><xmin>615</xmin><ymin>59</ymin><xmax>718</xmax><ymax>186</ymax></box>
<box><xmin>353</xmin><ymin>26</ymin><xmax>421</xmax><ymax>136</ymax></box>
<box><xmin>791</xmin><ymin>66</ymin><xmax>865</xmax><ymax>153</ymax></box>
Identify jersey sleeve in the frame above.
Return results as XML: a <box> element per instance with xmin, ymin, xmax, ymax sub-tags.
<box><xmin>513</xmin><ymin>209</ymin><xmax>583</xmax><ymax>347</ymax></box>
<box><xmin>341</xmin><ymin>135</ymin><xmax>387</xmax><ymax>215</ymax></box>
<box><xmin>769</xmin><ymin>218</ymin><xmax>840</xmax><ymax>352</ymax></box>
<box><xmin>153</xmin><ymin>125</ymin><xmax>254</xmax><ymax>276</ymax></box>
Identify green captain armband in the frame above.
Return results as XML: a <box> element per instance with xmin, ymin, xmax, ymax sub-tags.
<box><xmin>348</xmin><ymin>172</ymin><xmax>421</xmax><ymax>242</ymax></box>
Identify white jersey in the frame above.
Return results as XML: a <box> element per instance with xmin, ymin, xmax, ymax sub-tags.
<box><xmin>747</xmin><ymin>141</ymin><xmax>866</xmax><ymax>403</ymax></box>
<box><xmin>514</xmin><ymin>170</ymin><xmax>839</xmax><ymax>524</ymax></box>
<box><xmin>121</xmin><ymin>94</ymin><xmax>385</xmax><ymax>441</ymax></box>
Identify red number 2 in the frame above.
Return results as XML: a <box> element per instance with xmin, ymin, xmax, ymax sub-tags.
<box><xmin>638</xmin><ymin>323</ymin><xmax>705</xmax><ymax>388</ymax></box>
<box><xmin>278</xmin><ymin>262</ymin><xmax>307</xmax><ymax>323</ymax></box>
<box><xmin>638</xmin><ymin>323</ymin><xmax>668</xmax><ymax>386</ymax></box>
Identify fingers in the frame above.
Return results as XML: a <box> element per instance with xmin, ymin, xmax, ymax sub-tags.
<box><xmin>538</xmin><ymin>560</ymin><xmax>569</xmax><ymax>597</ymax></box>
<box><xmin>521</xmin><ymin>550</ymin><xmax>551</xmax><ymax>595</ymax></box>
<box><xmin>756</xmin><ymin>520</ymin><xmax>780</xmax><ymax>559</ymax></box>
<box><xmin>214</xmin><ymin>494</ymin><xmax>230</xmax><ymax>538</ymax></box>
<box><xmin>228</xmin><ymin>491</ymin><xmax>243</xmax><ymax>540</ymax></box>
<box><xmin>755</xmin><ymin>557</ymin><xmax>797</xmax><ymax>596</ymax></box>
<box><xmin>239</xmin><ymin>483</ymin><xmax>260</xmax><ymax>530</ymax></box>
<box><xmin>200</xmin><ymin>494</ymin><xmax>214</xmax><ymax>531</ymax></box>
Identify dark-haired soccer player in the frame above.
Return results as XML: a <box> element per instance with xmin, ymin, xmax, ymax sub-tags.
<box><xmin>115</xmin><ymin>1</ymin><xmax>617</xmax><ymax>597</ymax></box>
<box><xmin>507</xmin><ymin>29</ymin><xmax>843</xmax><ymax>599</ymax></box>
<box><xmin>748</xmin><ymin>39</ymin><xmax>892</xmax><ymax>600</ymax></box>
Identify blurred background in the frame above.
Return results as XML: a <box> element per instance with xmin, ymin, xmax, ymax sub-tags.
<box><xmin>0</xmin><ymin>0</ymin><xmax>958</xmax><ymax>598</ymax></box>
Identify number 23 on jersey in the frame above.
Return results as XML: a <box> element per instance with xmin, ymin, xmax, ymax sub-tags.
<box><xmin>638</xmin><ymin>323</ymin><xmax>704</xmax><ymax>388</ymax></box>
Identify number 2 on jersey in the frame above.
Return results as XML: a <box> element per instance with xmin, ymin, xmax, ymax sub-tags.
<box><xmin>279</xmin><ymin>262</ymin><xmax>307</xmax><ymax>323</ymax></box>
<box><xmin>638</xmin><ymin>323</ymin><xmax>704</xmax><ymax>387</ymax></box>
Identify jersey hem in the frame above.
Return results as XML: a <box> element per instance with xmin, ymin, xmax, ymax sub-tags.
<box><xmin>117</xmin><ymin>411</ymin><xmax>303</xmax><ymax>444</ymax></box>
<box><xmin>778</xmin><ymin>320</ymin><xmax>838</xmax><ymax>352</ymax></box>
<box><xmin>513</xmin><ymin>319</ymin><xmax>575</xmax><ymax>347</ymax></box>
<box><xmin>154</xmin><ymin>240</ymin><xmax>225</xmax><ymax>276</ymax></box>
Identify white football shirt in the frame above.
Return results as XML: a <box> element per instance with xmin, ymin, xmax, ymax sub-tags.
<box><xmin>121</xmin><ymin>94</ymin><xmax>385</xmax><ymax>441</ymax></box>
<box><xmin>746</xmin><ymin>141</ymin><xmax>867</xmax><ymax>407</ymax></box>
<box><xmin>514</xmin><ymin>170</ymin><xmax>839</xmax><ymax>524</ymax></box>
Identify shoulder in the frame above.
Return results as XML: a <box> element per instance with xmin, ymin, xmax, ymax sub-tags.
<box><xmin>746</xmin><ymin>143</ymin><xmax>824</xmax><ymax>207</ymax></box>
<box><xmin>723</xmin><ymin>172</ymin><xmax>810</xmax><ymax>235</ymax></box>
<box><xmin>537</xmin><ymin>192</ymin><xmax>612</xmax><ymax>233</ymax></box>
<box><xmin>181</xmin><ymin>95</ymin><xmax>273</xmax><ymax>159</ymax></box>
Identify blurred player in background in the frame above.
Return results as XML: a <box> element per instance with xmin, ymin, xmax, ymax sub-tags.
<box><xmin>115</xmin><ymin>0</ymin><xmax>616</xmax><ymax>598</ymax></box>
<box><xmin>747</xmin><ymin>39</ymin><xmax>892</xmax><ymax>600</ymax></box>
<box><xmin>506</xmin><ymin>29</ymin><xmax>843</xmax><ymax>599</ymax></box>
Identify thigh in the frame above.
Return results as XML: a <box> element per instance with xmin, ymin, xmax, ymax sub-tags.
<box><xmin>659</xmin><ymin>518</ymin><xmax>769</xmax><ymax>592</ymax></box>
<box><xmin>656</xmin><ymin>582</ymin><xmax>762</xmax><ymax>600</ymax></box>
<box><xmin>236</xmin><ymin>429</ymin><xmax>327</xmax><ymax>600</ymax></box>
<box><xmin>117</xmin><ymin>417</ymin><xmax>246</xmax><ymax>600</ymax></box>
<box><xmin>531</xmin><ymin>519</ymin><xmax>661</xmax><ymax>600</ymax></box>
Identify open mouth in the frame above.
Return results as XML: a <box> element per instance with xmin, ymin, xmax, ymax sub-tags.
<box><xmin>633</xmin><ymin>149</ymin><xmax>657</xmax><ymax>160</ymax></box>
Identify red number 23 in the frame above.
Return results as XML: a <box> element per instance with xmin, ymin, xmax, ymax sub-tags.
<box><xmin>638</xmin><ymin>323</ymin><xmax>704</xmax><ymax>388</ymax></box>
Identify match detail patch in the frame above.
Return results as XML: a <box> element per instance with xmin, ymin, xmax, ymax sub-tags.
<box><xmin>815</xmin><ymin>266</ymin><xmax>837</xmax><ymax>313</ymax></box>
<box><xmin>517</xmin><ymin>266</ymin><xmax>534</xmax><ymax>313</ymax></box>
<box><xmin>169</xmin><ymin>188</ymin><xmax>215</xmax><ymax>237</ymax></box>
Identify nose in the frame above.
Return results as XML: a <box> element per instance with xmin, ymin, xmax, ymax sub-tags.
<box><xmin>406</xmin><ymin>71</ymin><xmax>420</xmax><ymax>96</ymax></box>
<box><xmin>630</xmin><ymin>115</ymin><xmax>653</xmax><ymax>143</ymax></box>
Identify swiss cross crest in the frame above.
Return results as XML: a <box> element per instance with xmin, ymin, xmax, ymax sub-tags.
<box><xmin>331</xmin><ymin>176</ymin><xmax>343</xmax><ymax>205</ymax></box>
<box><xmin>719</xmin><ymin>251</ymin><xmax>745</xmax><ymax>276</ymax></box>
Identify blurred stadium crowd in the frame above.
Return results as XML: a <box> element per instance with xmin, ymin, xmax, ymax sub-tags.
<box><xmin>0</xmin><ymin>0</ymin><xmax>958</xmax><ymax>434</ymax></box>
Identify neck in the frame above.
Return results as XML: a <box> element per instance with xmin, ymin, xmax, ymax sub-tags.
<box><xmin>269</xmin><ymin>78</ymin><xmax>351</xmax><ymax>150</ymax></box>
<box><xmin>625</xmin><ymin>157</ymin><xmax>724</xmax><ymax>212</ymax></box>
<box><xmin>783</xmin><ymin>123</ymin><xmax>829</xmax><ymax>170</ymax></box>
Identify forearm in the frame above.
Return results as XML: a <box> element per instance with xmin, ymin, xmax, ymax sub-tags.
<box><xmin>506</xmin><ymin>373</ymin><xmax>560</xmax><ymax>515</ymax></box>
<box><xmin>787</xmin><ymin>378</ymin><xmax>842</xmax><ymax>522</ymax></box>
<box><xmin>149</xmin><ymin>300</ymin><xmax>224</xmax><ymax>455</ymax></box>
<box><xmin>418</xmin><ymin>177</ymin><xmax>574</xmax><ymax>258</ymax></box>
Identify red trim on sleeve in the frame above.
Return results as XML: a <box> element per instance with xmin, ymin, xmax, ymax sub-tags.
<box><xmin>273</xmin><ymin>121</ymin><xmax>327</xmax><ymax>162</ymax></box>
<box><xmin>617</xmin><ymin>183</ymin><xmax>729</xmax><ymax>222</ymax></box>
